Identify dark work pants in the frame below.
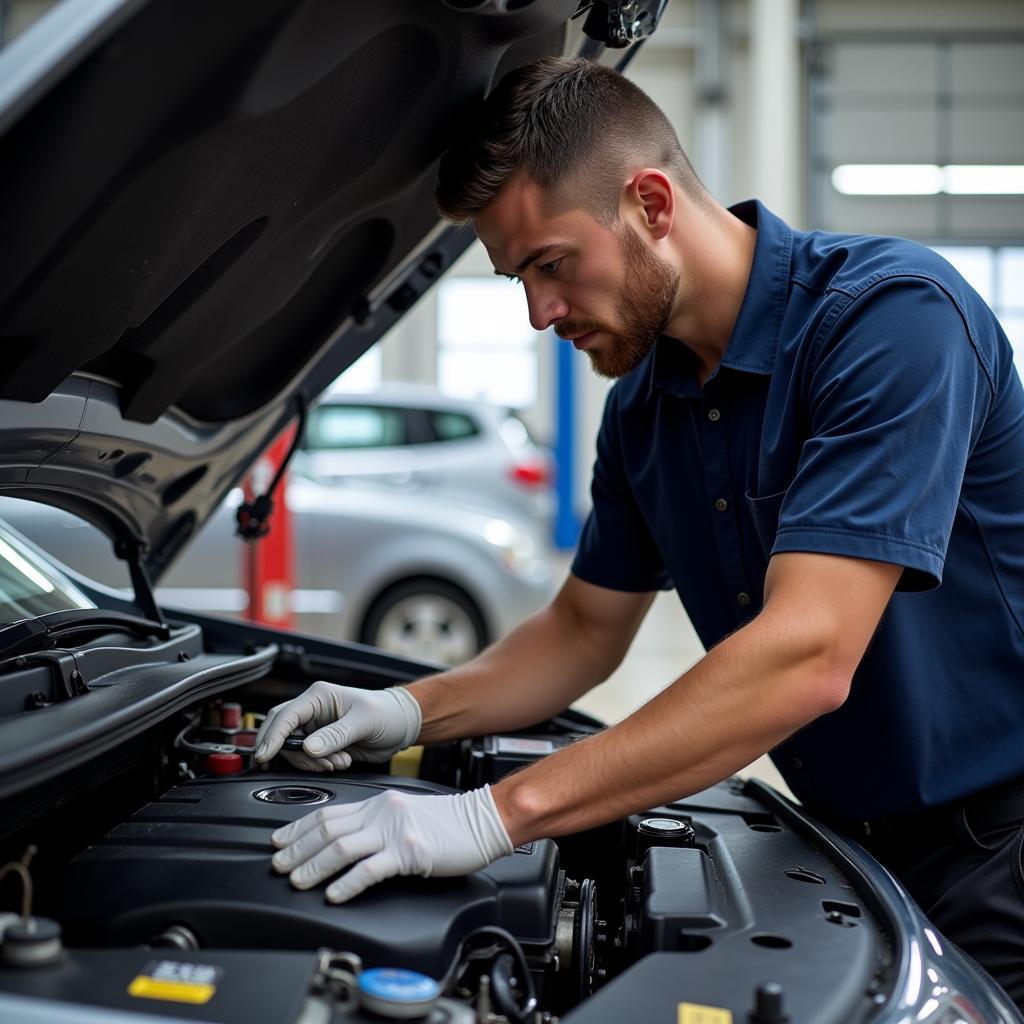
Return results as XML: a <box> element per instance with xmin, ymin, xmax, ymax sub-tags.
<box><xmin>856</xmin><ymin>810</ymin><xmax>1024</xmax><ymax>1015</ymax></box>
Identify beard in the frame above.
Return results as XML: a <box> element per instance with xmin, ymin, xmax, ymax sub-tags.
<box><xmin>555</xmin><ymin>223</ymin><xmax>679</xmax><ymax>379</ymax></box>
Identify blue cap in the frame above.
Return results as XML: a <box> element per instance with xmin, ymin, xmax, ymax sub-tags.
<box><xmin>357</xmin><ymin>968</ymin><xmax>441</xmax><ymax>1018</ymax></box>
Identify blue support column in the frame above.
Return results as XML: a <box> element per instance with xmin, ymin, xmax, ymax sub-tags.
<box><xmin>553</xmin><ymin>330</ymin><xmax>581</xmax><ymax>550</ymax></box>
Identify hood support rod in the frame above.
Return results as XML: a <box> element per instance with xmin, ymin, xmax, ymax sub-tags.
<box><xmin>115</xmin><ymin>536</ymin><xmax>163</xmax><ymax>626</ymax></box>
<box><xmin>236</xmin><ymin>394</ymin><xmax>308</xmax><ymax>542</ymax></box>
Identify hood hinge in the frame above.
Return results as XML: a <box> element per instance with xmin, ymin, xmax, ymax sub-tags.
<box><xmin>575</xmin><ymin>0</ymin><xmax>669</xmax><ymax>48</ymax></box>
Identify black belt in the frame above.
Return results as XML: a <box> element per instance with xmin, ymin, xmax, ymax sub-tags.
<box><xmin>832</xmin><ymin>775</ymin><xmax>1024</xmax><ymax>849</ymax></box>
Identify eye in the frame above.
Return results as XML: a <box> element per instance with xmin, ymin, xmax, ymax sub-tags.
<box><xmin>538</xmin><ymin>258</ymin><xmax>562</xmax><ymax>275</ymax></box>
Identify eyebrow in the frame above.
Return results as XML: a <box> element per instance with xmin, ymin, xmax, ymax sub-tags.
<box><xmin>493</xmin><ymin>244</ymin><xmax>559</xmax><ymax>277</ymax></box>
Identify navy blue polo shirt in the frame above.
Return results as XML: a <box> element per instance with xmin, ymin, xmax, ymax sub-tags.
<box><xmin>572</xmin><ymin>200</ymin><xmax>1024</xmax><ymax>821</ymax></box>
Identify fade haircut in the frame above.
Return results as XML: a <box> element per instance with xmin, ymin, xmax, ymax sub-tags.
<box><xmin>436</xmin><ymin>56</ymin><xmax>705</xmax><ymax>225</ymax></box>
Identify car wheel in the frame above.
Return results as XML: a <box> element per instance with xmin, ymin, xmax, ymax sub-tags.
<box><xmin>360</xmin><ymin>579</ymin><xmax>488</xmax><ymax>666</ymax></box>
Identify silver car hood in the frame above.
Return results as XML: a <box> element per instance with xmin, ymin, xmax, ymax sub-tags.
<box><xmin>0</xmin><ymin>0</ymin><xmax>583</xmax><ymax>580</ymax></box>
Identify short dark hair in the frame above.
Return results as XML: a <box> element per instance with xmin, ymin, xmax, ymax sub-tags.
<box><xmin>436</xmin><ymin>57</ymin><xmax>704</xmax><ymax>224</ymax></box>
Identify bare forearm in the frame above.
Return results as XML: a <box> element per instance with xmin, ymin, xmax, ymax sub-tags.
<box><xmin>492</xmin><ymin>606</ymin><xmax>849</xmax><ymax>845</ymax></box>
<box><xmin>491</xmin><ymin>553</ymin><xmax>902</xmax><ymax>845</ymax></box>
<box><xmin>408</xmin><ymin>601</ymin><xmax>624</xmax><ymax>744</ymax></box>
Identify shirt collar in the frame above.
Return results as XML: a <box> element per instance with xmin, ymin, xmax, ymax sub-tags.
<box><xmin>647</xmin><ymin>199</ymin><xmax>793</xmax><ymax>399</ymax></box>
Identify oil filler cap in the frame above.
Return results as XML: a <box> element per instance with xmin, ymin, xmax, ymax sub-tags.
<box><xmin>357</xmin><ymin>967</ymin><xmax>441</xmax><ymax>1019</ymax></box>
<box><xmin>639</xmin><ymin>817</ymin><xmax>689</xmax><ymax>835</ymax></box>
<box><xmin>253</xmin><ymin>785</ymin><xmax>333</xmax><ymax>806</ymax></box>
<box><xmin>638</xmin><ymin>817</ymin><xmax>695</xmax><ymax>843</ymax></box>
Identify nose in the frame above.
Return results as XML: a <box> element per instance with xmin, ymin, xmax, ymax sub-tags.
<box><xmin>524</xmin><ymin>283</ymin><xmax>569</xmax><ymax>332</ymax></box>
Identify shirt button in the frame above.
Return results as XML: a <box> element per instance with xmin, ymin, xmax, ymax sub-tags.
<box><xmin>707</xmin><ymin>408</ymin><xmax>721</xmax><ymax>422</ymax></box>
<box><xmin>736</xmin><ymin>592</ymin><xmax>751</xmax><ymax>607</ymax></box>
<box><xmin>714</xmin><ymin>498</ymin><xmax>728</xmax><ymax>512</ymax></box>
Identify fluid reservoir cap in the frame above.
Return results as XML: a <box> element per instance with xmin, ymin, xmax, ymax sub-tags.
<box><xmin>1</xmin><ymin>917</ymin><xmax>63</xmax><ymax>968</ymax></box>
<box><xmin>206</xmin><ymin>752</ymin><xmax>244</xmax><ymax>776</ymax></box>
<box><xmin>221</xmin><ymin>703</ymin><xmax>242</xmax><ymax>729</ymax></box>
<box><xmin>639</xmin><ymin>817</ymin><xmax>691</xmax><ymax>836</ymax></box>
<box><xmin>358</xmin><ymin>968</ymin><xmax>441</xmax><ymax>1019</ymax></box>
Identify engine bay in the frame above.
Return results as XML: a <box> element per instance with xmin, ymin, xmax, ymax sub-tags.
<box><xmin>0</xmin><ymin>630</ymin><xmax>898</xmax><ymax>1024</ymax></box>
<box><xmin>59</xmin><ymin>770</ymin><xmax>564</xmax><ymax>982</ymax></box>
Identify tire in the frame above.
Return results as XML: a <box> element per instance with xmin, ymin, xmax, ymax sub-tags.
<box><xmin>359</xmin><ymin>579</ymin><xmax>488</xmax><ymax>666</ymax></box>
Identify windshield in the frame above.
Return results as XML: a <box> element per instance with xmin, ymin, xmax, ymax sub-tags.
<box><xmin>0</xmin><ymin>523</ymin><xmax>95</xmax><ymax>624</ymax></box>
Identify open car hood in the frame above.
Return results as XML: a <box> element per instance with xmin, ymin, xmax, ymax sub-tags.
<box><xmin>0</xmin><ymin>0</ymin><xmax>589</xmax><ymax>580</ymax></box>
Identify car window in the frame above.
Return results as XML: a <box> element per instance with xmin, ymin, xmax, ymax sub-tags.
<box><xmin>304</xmin><ymin>405</ymin><xmax>408</xmax><ymax>449</ymax></box>
<box><xmin>427</xmin><ymin>411</ymin><xmax>480</xmax><ymax>442</ymax></box>
<box><xmin>0</xmin><ymin>522</ymin><xmax>95</xmax><ymax>624</ymax></box>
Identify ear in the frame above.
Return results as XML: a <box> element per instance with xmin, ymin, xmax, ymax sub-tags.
<box><xmin>623</xmin><ymin>169</ymin><xmax>674</xmax><ymax>241</ymax></box>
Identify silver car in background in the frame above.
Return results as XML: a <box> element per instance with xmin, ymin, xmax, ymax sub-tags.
<box><xmin>0</xmin><ymin>476</ymin><xmax>553</xmax><ymax>666</ymax></box>
<box><xmin>302</xmin><ymin>383</ymin><xmax>555</xmax><ymax>527</ymax></box>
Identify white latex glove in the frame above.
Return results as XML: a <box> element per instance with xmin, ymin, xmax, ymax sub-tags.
<box><xmin>253</xmin><ymin>681</ymin><xmax>421</xmax><ymax>771</ymax></box>
<box><xmin>269</xmin><ymin>787</ymin><xmax>514</xmax><ymax>903</ymax></box>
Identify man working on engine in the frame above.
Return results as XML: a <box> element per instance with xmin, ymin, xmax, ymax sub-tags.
<box><xmin>255</xmin><ymin>58</ymin><xmax>1024</xmax><ymax>1004</ymax></box>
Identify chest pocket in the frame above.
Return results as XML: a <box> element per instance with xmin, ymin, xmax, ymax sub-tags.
<box><xmin>745</xmin><ymin>488</ymin><xmax>788</xmax><ymax>559</ymax></box>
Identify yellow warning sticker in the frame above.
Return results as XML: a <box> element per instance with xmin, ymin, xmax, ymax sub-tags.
<box><xmin>128</xmin><ymin>960</ymin><xmax>221</xmax><ymax>1005</ymax></box>
<box><xmin>128</xmin><ymin>978</ymin><xmax>215</xmax><ymax>1004</ymax></box>
<box><xmin>678</xmin><ymin>1003</ymin><xmax>733</xmax><ymax>1024</ymax></box>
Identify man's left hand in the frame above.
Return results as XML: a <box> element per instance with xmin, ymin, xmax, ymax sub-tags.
<box><xmin>270</xmin><ymin>786</ymin><xmax>514</xmax><ymax>903</ymax></box>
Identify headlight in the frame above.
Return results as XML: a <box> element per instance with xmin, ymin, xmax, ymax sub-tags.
<box><xmin>483</xmin><ymin>518</ymin><xmax>546</xmax><ymax>579</ymax></box>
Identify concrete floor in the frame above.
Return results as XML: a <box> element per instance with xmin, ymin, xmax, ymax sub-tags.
<box><xmin>559</xmin><ymin>561</ymin><xmax>797</xmax><ymax>801</ymax></box>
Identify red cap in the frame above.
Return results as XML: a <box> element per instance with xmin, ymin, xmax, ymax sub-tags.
<box><xmin>206</xmin><ymin>753</ymin><xmax>244</xmax><ymax>776</ymax></box>
<box><xmin>220</xmin><ymin>703</ymin><xmax>242</xmax><ymax>729</ymax></box>
<box><xmin>233</xmin><ymin>730</ymin><xmax>258</xmax><ymax>748</ymax></box>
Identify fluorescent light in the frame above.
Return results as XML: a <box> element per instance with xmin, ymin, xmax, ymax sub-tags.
<box><xmin>832</xmin><ymin>163</ymin><xmax>1024</xmax><ymax>196</ymax></box>
<box><xmin>832</xmin><ymin>164</ymin><xmax>941</xmax><ymax>195</ymax></box>
<box><xmin>943</xmin><ymin>164</ymin><xmax>1024</xmax><ymax>194</ymax></box>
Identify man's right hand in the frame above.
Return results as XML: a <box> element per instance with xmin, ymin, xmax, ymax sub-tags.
<box><xmin>253</xmin><ymin>681</ymin><xmax>422</xmax><ymax>771</ymax></box>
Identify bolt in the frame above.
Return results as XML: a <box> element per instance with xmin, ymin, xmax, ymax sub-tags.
<box><xmin>750</xmin><ymin>982</ymin><xmax>789</xmax><ymax>1023</ymax></box>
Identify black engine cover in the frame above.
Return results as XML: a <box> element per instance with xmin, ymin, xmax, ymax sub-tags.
<box><xmin>59</xmin><ymin>771</ymin><xmax>560</xmax><ymax>977</ymax></box>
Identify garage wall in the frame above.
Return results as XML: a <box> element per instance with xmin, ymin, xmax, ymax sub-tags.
<box><xmin>808</xmin><ymin>7</ymin><xmax>1024</xmax><ymax>240</ymax></box>
<box><xmin>0</xmin><ymin>0</ymin><xmax>50</xmax><ymax>42</ymax></box>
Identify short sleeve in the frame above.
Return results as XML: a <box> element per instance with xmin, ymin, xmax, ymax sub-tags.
<box><xmin>771</xmin><ymin>276</ymin><xmax>993</xmax><ymax>591</ymax></box>
<box><xmin>571</xmin><ymin>387</ymin><xmax>672</xmax><ymax>592</ymax></box>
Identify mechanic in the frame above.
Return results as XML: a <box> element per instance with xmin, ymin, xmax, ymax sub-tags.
<box><xmin>256</xmin><ymin>58</ymin><xmax>1024</xmax><ymax>1006</ymax></box>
